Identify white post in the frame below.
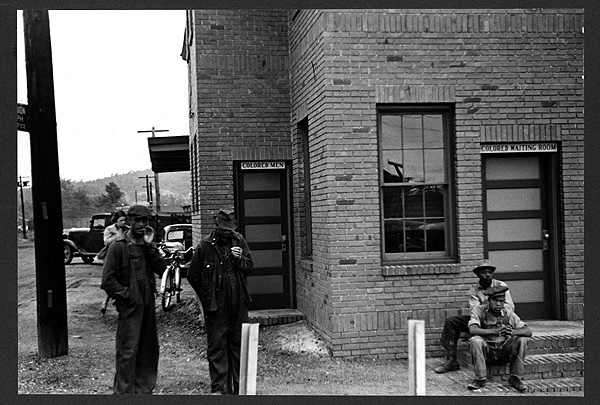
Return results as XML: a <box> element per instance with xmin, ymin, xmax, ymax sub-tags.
<box><xmin>239</xmin><ymin>323</ymin><xmax>259</xmax><ymax>395</ymax></box>
<box><xmin>408</xmin><ymin>319</ymin><xmax>426</xmax><ymax>395</ymax></box>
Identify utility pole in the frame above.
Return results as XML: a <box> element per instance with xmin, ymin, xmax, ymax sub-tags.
<box><xmin>23</xmin><ymin>10</ymin><xmax>68</xmax><ymax>358</ymax></box>
<box><xmin>138</xmin><ymin>127</ymin><xmax>168</xmax><ymax>212</ymax></box>
<box><xmin>139</xmin><ymin>174</ymin><xmax>155</xmax><ymax>208</ymax></box>
<box><xmin>18</xmin><ymin>176</ymin><xmax>30</xmax><ymax>239</ymax></box>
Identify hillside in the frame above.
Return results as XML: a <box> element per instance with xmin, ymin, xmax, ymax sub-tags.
<box><xmin>76</xmin><ymin>169</ymin><xmax>192</xmax><ymax>211</ymax></box>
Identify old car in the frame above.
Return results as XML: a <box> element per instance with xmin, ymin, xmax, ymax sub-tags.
<box><xmin>63</xmin><ymin>212</ymin><xmax>192</xmax><ymax>265</ymax></box>
<box><xmin>63</xmin><ymin>213</ymin><xmax>112</xmax><ymax>265</ymax></box>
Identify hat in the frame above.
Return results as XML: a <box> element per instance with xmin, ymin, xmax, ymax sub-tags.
<box><xmin>483</xmin><ymin>285</ymin><xmax>509</xmax><ymax>299</ymax></box>
<box><xmin>473</xmin><ymin>259</ymin><xmax>496</xmax><ymax>274</ymax></box>
<box><xmin>213</xmin><ymin>209</ymin><xmax>237</xmax><ymax>231</ymax></box>
<box><xmin>127</xmin><ymin>205</ymin><xmax>153</xmax><ymax>219</ymax></box>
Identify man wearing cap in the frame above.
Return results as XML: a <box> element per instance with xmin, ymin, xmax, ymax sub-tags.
<box><xmin>434</xmin><ymin>259</ymin><xmax>514</xmax><ymax>373</ymax></box>
<box><xmin>187</xmin><ymin>209</ymin><xmax>253</xmax><ymax>395</ymax></box>
<box><xmin>101</xmin><ymin>205</ymin><xmax>166</xmax><ymax>394</ymax></box>
<box><xmin>467</xmin><ymin>285</ymin><xmax>532</xmax><ymax>392</ymax></box>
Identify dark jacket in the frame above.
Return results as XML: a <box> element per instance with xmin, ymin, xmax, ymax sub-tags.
<box><xmin>187</xmin><ymin>230</ymin><xmax>253</xmax><ymax>312</ymax></box>
<box><xmin>101</xmin><ymin>234</ymin><xmax>166</xmax><ymax>303</ymax></box>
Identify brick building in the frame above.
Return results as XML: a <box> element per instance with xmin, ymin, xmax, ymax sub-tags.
<box><xmin>181</xmin><ymin>9</ymin><xmax>584</xmax><ymax>358</ymax></box>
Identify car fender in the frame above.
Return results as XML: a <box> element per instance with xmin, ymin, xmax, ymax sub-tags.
<box><xmin>63</xmin><ymin>239</ymin><xmax>80</xmax><ymax>253</ymax></box>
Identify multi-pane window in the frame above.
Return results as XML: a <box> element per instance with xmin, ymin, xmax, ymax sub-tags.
<box><xmin>379</xmin><ymin>105</ymin><xmax>455</xmax><ymax>262</ymax></box>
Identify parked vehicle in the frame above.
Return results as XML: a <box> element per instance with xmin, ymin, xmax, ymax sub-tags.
<box><xmin>63</xmin><ymin>213</ymin><xmax>112</xmax><ymax>264</ymax></box>
<box><xmin>63</xmin><ymin>212</ymin><xmax>192</xmax><ymax>265</ymax></box>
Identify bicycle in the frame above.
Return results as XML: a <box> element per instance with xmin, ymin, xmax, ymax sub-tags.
<box><xmin>159</xmin><ymin>244</ymin><xmax>194</xmax><ymax>312</ymax></box>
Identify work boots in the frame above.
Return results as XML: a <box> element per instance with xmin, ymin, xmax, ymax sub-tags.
<box><xmin>434</xmin><ymin>355</ymin><xmax>460</xmax><ymax>373</ymax></box>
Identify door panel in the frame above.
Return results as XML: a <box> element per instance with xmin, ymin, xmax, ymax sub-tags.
<box><xmin>235</xmin><ymin>163</ymin><xmax>293</xmax><ymax>310</ymax></box>
<box><xmin>483</xmin><ymin>155</ymin><xmax>556</xmax><ymax>319</ymax></box>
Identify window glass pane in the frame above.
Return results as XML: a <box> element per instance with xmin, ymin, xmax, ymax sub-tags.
<box><xmin>381</xmin><ymin>115</ymin><xmax>403</xmax><ymax>150</ymax></box>
<box><xmin>245</xmin><ymin>224</ymin><xmax>281</xmax><ymax>243</ymax></box>
<box><xmin>424</xmin><ymin>220</ymin><xmax>445</xmax><ymax>251</ymax></box>
<box><xmin>166</xmin><ymin>230</ymin><xmax>184</xmax><ymax>241</ymax></box>
<box><xmin>487</xmin><ymin>218</ymin><xmax>541</xmax><ymax>242</ymax></box>
<box><xmin>383</xmin><ymin>187</ymin><xmax>403</xmax><ymax>218</ymax></box>
<box><xmin>384</xmin><ymin>220</ymin><xmax>404</xmax><ymax>253</ymax></box>
<box><xmin>486</xmin><ymin>188</ymin><xmax>541</xmax><ymax>211</ymax></box>
<box><xmin>382</xmin><ymin>150</ymin><xmax>404</xmax><ymax>183</ymax></box>
<box><xmin>404</xmin><ymin>188</ymin><xmax>423</xmax><ymax>218</ymax></box>
<box><xmin>403</xmin><ymin>150</ymin><xmax>424</xmax><ymax>182</ymax></box>
<box><xmin>245</xmin><ymin>198</ymin><xmax>281</xmax><ymax>217</ymax></box>
<box><xmin>402</xmin><ymin>115</ymin><xmax>423</xmax><ymax>150</ymax></box>
<box><xmin>423</xmin><ymin>115</ymin><xmax>443</xmax><ymax>148</ymax></box>
<box><xmin>489</xmin><ymin>249</ymin><xmax>543</xmax><ymax>273</ymax></box>
<box><xmin>384</xmin><ymin>219</ymin><xmax>426</xmax><ymax>253</ymax></box>
<box><xmin>424</xmin><ymin>186</ymin><xmax>444</xmax><ymax>217</ymax></box>
<box><xmin>244</xmin><ymin>172</ymin><xmax>280</xmax><ymax>191</ymax></box>
<box><xmin>485</xmin><ymin>157</ymin><xmax>539</xmax><ymax>180</ymax></box>
<box><xmin>505</xmin><ymin>280</ymin><xmax>545</xmax><ymax>303</ymax></box>
<box><xmin>424</xmin><ymin>149</ymin><xmax>444</xmax><ymax>182</ymax></box>
<box><xmin>251</xmin><ymin>249</ymin><xmax>282</xmax><ymax>268</ymax></box>
<box><xmin>247</xmin><ymin>275</ymin><xmax>283</xmax><ymax>294</ymax></box>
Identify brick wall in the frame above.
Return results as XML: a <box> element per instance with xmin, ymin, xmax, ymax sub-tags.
<box><xmin>189</xmin><ymin>10</ymin><xmax>291</xmax><ymax>238</ymax></box>
<box><xmin>290</xmin><ymin>9</ymin><xmax>584</xmax><ymax>358</ymax></box>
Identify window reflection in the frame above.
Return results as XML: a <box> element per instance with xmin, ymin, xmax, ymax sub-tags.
<box><xmin>383</xmin><ymin>185</ymin><xmax>445</xmax><ymax>253</ymax></box>
<box><xmin>380</xmin><ymin>109</ymin><xmax>451</xmax><ymax>258</ymax></box>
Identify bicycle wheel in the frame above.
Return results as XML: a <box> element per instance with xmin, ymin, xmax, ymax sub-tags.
<box><xmin>161</xmin><ymin>267</ymin><xmax>175</xmax><ymax>312</ymax></box>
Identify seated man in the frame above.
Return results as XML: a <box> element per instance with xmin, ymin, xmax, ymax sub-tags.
<box><xmin>434</xmin><ymin>259</ymin><xmax>514</xmax><ymax>373</ymax></box>
<box><xmin>467</xmin><ymin>285</ymin><xmax>532</xmax><ymax>392</ymax></box>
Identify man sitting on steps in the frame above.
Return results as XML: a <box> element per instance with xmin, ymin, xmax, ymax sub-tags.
<box><xmin>467</xmin><ymin>285</ymin><xmax>532</xmax><ymax>392</ymax></box>
<box><xmin>434</xmin><ymin>259</ymin><xmax>514</xmax><ymax>373</ymax></box>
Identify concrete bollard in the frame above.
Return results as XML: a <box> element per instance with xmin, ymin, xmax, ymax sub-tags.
<box><xmin>408</xmin><ymin>319</ymin><xmax>426</xmax><ymax>395</ymax></box>
<box><xmin>239</xmin><ymin>323</ymin><xmax>259</xmax><ymax>395</ymax></box>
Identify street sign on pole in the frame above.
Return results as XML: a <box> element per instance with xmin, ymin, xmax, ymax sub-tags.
<box><xmin>18</xmin><ymin>103</ymin><xmax>29</xmax><ymax>132</ymax></box>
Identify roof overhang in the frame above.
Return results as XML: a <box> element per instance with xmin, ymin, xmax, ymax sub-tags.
<box><xmin>147</xmin><ymin>135</ymin><xmax>190</xmax><ymax>173</ymax></box>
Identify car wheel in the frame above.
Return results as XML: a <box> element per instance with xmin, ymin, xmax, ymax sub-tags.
<box><xmin>63</xmin><ymin>244</ymin><xmax>73</xmax><ymax>265</ymax></box>
<box><xmin>82</xmin><ymin>255</ymin><xmax>95</xmax><ymax>264</ymax></box>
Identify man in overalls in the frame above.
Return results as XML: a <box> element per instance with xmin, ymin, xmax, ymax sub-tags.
<box><xmin>101</xmin><ymin>205</ymin><xmax>166</xmax><ymax>394</ymax></box>
<box><xmin>187</xmin><ymin>209</ymin><xmax>253</xmax><ymax>395</ymax></box>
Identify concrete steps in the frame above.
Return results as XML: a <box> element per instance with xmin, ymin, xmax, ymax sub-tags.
<box><xmin>247</xmin><ymin>308</ymin><xmax>305</xmax><ymax>326</ymax></box>
<box><xmin>456</xmin><ymin>321</ymin><xmax>584</xmax><ymax>393</ymax></box>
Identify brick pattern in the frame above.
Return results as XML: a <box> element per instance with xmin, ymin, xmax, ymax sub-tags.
<box><xmin>289</xmin><ymin>9</ymin><xmax>584</xmax><ymax>358</ymax></box>
<box><xmin>189</xmin><ymin>10</ymin><xmax>292</xmax><ymax>238</ymax></box>
<box><xmin>186</xmin><ymin>9</ymin><xmax>584</xmax><ymax>359</ymax></box>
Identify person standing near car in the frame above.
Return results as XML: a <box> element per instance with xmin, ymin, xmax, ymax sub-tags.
<box><xmin>187</xmin><ymin>209</ymin><xmax>253</xmax><ymax>395</ymax></box>
<box><xmin>101</xmin><ymin>205</ymin><xmax>166</xmax><ymax>394</ymax></box>
<box><xmin>99</xmin><ymin>210</ymin><xmax>128</xmax><ymax>315</ymax></box>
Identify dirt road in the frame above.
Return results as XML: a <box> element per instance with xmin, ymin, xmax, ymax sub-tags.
<box><xmin>18</xmin><ymin>238</ymin><xmax>579</xmax><ymax>396</ymax></box>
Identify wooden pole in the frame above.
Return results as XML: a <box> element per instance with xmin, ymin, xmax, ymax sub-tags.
<box><xmin>408</xmin><ymin>319</ymin><xmax>426</xmax><ymax>395</ymax></box>
<box><xmin>23</xmin><ymin>10</ymin><xmax>68</xmax><ymax>358</ymax></box>
<box><xmin>239</xmin><ymin>323</ymin><xmax>259</xmax><ymax>395</ymax></box>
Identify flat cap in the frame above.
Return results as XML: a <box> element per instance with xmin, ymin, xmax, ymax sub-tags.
<box><xmin>127</xmin><ymin>204</ymin><xmax>153</xmax><ymax>219</ymax></box>
<box><xmin>483</xmin><ymin>285</ymin><xmax>509</xmax><ymax>299</ymax></box>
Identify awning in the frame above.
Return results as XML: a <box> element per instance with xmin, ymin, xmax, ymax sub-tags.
<box><xmin>147</xmin><ymin>136</ymin><xmax>190</xmax><ymax>173</ymax></box>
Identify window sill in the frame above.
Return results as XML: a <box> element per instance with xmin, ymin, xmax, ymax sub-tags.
<box><xmin>381</xmin><ymin>263</ymin><xmax>461</xmax><ymax>276</ymax></box>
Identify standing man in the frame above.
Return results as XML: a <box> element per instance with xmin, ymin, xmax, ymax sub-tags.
<box><xmin>187</xmin><ymin>209</ymin><xmax>253</xmax><ymax>395</ymax></box>
<box><xmin>467</xmin><ymin>285</ymin><xmax>532</xmax><ymax>392</ymax></box>
<box><xmin>101</xmin><ymin>205</ymin><xmax>166</xmax><ymax>394</ymax></box>
<box><xmin>434</xmin><ymin>259</ymin><xmax>514</xmax><ymax>373</ymax></box>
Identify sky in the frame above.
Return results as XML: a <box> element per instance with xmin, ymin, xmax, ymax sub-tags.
<box><xmin>17</xmin><ymin>10</ymin><xmax>189</xmax><ymax>182</ymax></box>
